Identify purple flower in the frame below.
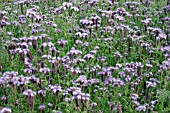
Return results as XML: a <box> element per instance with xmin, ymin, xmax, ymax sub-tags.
<box><xmin>48</xmin><ymin>84</ymin><xmax>62</xmax><ymax>98</ymax></box>
<box><xmin>112</xmin><ymin>78</ymin><xmax>124</xmax><ymax>87</ymax></box>
<box><xmin>68</xmin><ymin>49</ymin><xmax>82</xmax><ymax>56</ymax></box>
<box><xmin>18</xmin><ymin>15</ymin><xmax>26</xmax><ymax>24</ymax></box>
<box><xmin>91</xmin><ymin>102</ymin><xmax>97</xmax><ymax>108</ymax></box>
<box><xmin>163</xmin><ymin>5</ymin><xmax>170</xmax><ymax>11</ymax></box>
<box><xmin>38</xmin><ymin>90</ymin><xmax>46</xmax><ymax>97</ymax></box>
<box><xmin>131</xmin><ymin>94</ymin><xmax>139</xmax><ymax>101</ymax></box>
<box><xmin>38</xmin><ymin>105</ymin><xmax>45</xmax><ymax>110</ymax></box>
<box><xmin>83</xmin><ymin>54</ymin><xmax>94</xmax><ymax>60</ymax></box>
<box><xmin>1</xmin><ymin>95</ymin><xmax>7</xmax><ymax>101</ymax></box>
<box><xmin>146</xmin><ymin>81</ymin><xmax>157</xmax><ymax>88</ymax></box>
<box><xmin>57</xmin><ymin>39</ymin><xmax>68</xmax><ymax>47</ymax></box>
<box><xmin>56</xmin><ymin>28</ymin><xmax>61</xmax><ymax>33</ymax></box>
<box><xmin>0</xmin><ymin>107</ymin><xmax>12</xmax><ymax>113</ymax></box>
<box><xmin>23</xmin><ymin>89</ymin><xmax>36</xmax><ymax>109</ymax></box>
<box><xmin>132</xmin><ymin>101</ymin><xmax>140</xmax><ymax>106</ymax></box>
<box><xmin>65</xmin><ymin>97</ymin><xmax>71</xmax><ymax>102</ymax></box>
<box><xmin>29</xmin><ymin>75</ymin><xmax>40</xmax><ymax>84</ymax></box>
<box><xmin>55</xmin><ymin>111</ymin><xmax>62</xmax><ymax>113</ymax></box>
<box><xmin>114</xmin><ymin>51</ymin><xmax>122</xmax><ymax>61</ymax></box>
<box><xmin>11</xmin><ymin>75</ymin><xmax>29</xmax><ymax>86</ymax></box>
<box><xmin>118</xmin><ymin>93</ymin><xmax>122</xmax><ymax>97</ymax></box>
<box><xmin>23</xmin><ymin>89</ymin><xmax>36</xmax><ymax>97</ymax></box>
<box><xmin>68</xmin><ymin>28</ymin><xmax>72</xmax><ymax>33</ymax></box>
<box><xmin>136</xmin><ymin>105</ymin><xmax>146</xmax><ymax>112</ymax></box>
<box><xmin>47</xmin><ymin>103</ymin><xmax>53</xmax><ymax>107</ymax></box>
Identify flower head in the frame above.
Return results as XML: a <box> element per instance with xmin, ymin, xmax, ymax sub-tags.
<box><xmin>0</xmin><ymin>107</ymin><xmax>12</xmax><ymax>113</ymax></box>
<box><xmin>23</xmin><ymin>89</ymin><xmax>36</xmax><ymax>97</ymax></box>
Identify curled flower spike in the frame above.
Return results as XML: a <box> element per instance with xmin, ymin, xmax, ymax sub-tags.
<box><xmin>23</xmin><ymin>89</ymin><xmax>36</xmax><ymax>110</ymax></box>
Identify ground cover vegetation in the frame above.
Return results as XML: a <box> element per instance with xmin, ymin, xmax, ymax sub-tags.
<box><xmin>0</xmin><ymin>0</ymin><xmax>170</xmax><ymax>112</ymax></box>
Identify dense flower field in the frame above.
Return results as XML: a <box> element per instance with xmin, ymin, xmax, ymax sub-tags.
<box><xmin>0</xmin><ymin>0</ymin><xmax>170</xmax><ymax>113</ymax></box>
